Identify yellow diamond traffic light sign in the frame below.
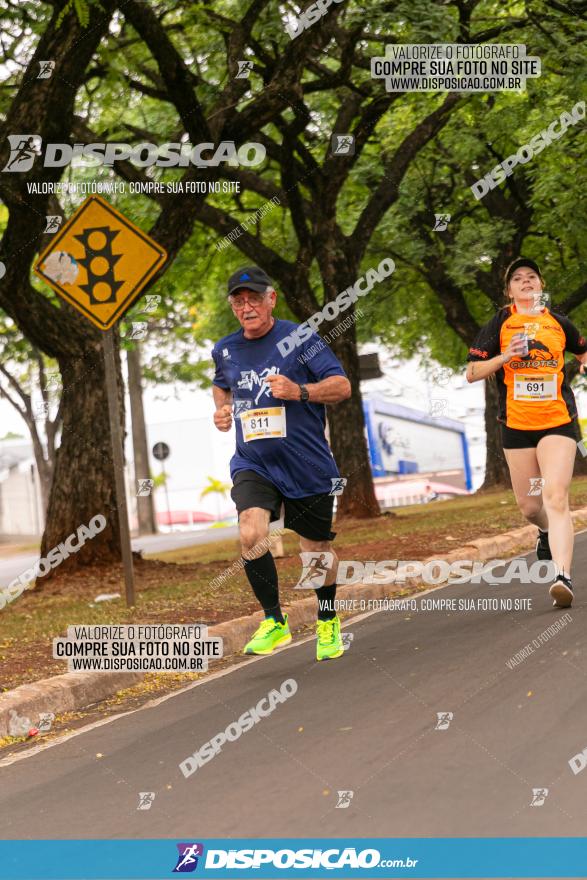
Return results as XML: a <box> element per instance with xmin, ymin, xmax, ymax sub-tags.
<box><xmin>34</xmin><ymin>195</ymin><xmax>167</xmax><ymax>330</ymax></box>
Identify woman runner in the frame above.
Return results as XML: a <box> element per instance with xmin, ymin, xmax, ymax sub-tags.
<box><xmin>467</xmin><ymin>257</ymin><xmax>587</xmax><ymax>608</ymax></box>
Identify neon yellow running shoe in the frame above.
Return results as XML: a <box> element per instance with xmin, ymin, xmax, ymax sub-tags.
<box><xmin>316</xmin><ymin>616</ymin><xmax>344</xmax><ymax>661</ymax></box>
<box><xmin>243</xmin><ymin>615</ymin><xmax>292</xmax><ymax>655</ymax></box>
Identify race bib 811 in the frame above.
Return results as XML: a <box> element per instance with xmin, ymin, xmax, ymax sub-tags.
<box><xmin>240</xmin><ymin>406</ymin><xmax>287</xmax><ymax>442</ymax></box>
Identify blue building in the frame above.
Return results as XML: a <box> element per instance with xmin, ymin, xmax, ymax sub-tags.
<box><xmin>363</xmin><ymin>396</ymin><xmax>473</xmax><ymax>491</ymax></box>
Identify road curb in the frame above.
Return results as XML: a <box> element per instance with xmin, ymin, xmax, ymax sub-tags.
<box><xmin>2</xmin><ymin>506</ymin><xmax>587</xmax><ymax>738</ymax></box>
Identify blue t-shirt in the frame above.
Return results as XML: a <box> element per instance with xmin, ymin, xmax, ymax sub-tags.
<box><xmin>211</xmin><ymin>318</ymin><xmax>347</xmax><ymax>497</ymax></box>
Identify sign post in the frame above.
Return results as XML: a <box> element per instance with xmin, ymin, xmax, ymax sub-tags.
<box><xmin>34</xmin><ymin>195</ymin><xmax>167</xmax><ymax>607</ymax></box>
<box><xmin>152</xmin><ymin>442</ymin><xmax>172</xmax><ymax>531</ymax></box>
<box><xmin>103</xmin><ymin>329</ymin><xmax>136</xmax><ymax>607</ymax></box>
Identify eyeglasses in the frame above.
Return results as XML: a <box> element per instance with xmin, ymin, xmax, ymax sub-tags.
<box><xmin>229</xmin><ymin>292</ymin><xmax>267</xmax><ymax>309</ymax></box>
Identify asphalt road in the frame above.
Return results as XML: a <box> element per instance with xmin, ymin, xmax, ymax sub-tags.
<box><xmin>1</xmin><ymin>536</ymin><xmax>586</xmax><ymax>841</ymax></box>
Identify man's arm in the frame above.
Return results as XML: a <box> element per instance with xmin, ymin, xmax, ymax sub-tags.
<box><xmin>305</xmin><ymin>375</ymin><xmax>351</xmax><ymax>403</ymax></box>
<box><xmin>213</xmin><ymin>385</ymin><xmax>232</xmax><ymax>409</ymax></box>
<box><xmin>265</xmin><ymin>374</ymin><xmax>351</xmax><ymax>403</ymax></box>
<box><xmin>213</xmin><ymin>385</ymin><xmax>233</xmax><ymax>431</ymax></box>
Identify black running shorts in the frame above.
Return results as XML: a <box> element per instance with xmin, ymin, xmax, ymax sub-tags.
<box><xmin>501</xmin><ymin>420</ymin><xmax>578</xmax><ymax>449</ymax></box>
<box><xmin>231</xmin><ymin>469</ymin><xmax>336</xmax><ymax>542</ymax></box>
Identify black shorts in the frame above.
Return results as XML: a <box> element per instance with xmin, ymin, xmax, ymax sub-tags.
<box><xmin>501</xmin><ymin>420</ymin><xmax>578</xmax><ymax>449</ymax></box>
<box><xmin>230</xmin><ymin>469</ymin><xmax>336</xmax><ymax>542</ymax></box>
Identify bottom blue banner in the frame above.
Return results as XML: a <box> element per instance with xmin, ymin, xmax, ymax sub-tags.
<box><xmin>0</xmin><ymin>837</ymin><xmax>585</xmax><ymax>879</ymax></box>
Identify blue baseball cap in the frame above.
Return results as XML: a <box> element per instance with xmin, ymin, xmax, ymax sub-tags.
<box><xmin>227</xmin><ymin>266</ymin><xmax>272</xmax><ymax>296</ymax></box>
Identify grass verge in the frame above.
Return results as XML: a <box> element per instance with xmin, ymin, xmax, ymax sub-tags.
<box><xmin>2</xmin><ymin>478</ymin><xmax>587</xmax><ymax>694</ymax></box>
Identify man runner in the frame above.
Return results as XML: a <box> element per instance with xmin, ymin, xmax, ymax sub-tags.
<box><xmin>212</xmin><ymin>266</ymin><xmax>351</xmax><ymax>660</ymax></box>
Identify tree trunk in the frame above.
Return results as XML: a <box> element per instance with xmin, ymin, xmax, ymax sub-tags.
<box><xmin>127</xmin><ymin>345</ymin><xmax>157</xmax><ymax>535</ymax></box>
<box><xmin>29</xmin><ymin>435</ymin><xmax>52</xmax><ymax>519</ymax></box>
<box><xmin>0</xmin><ymin>392</ymin><xmax>52</xmax><ymax>517</ymax></box>
<box><xmin>480</xmin><ymin>377</ymin><xmax>510</xmax><ymax>489</ymax></box>
<box><xmin>0</xmin><ymin>1</ymin><xmax>120</xmax><ymax>576</ymax></box>
<box><xmin>327</xmin><ymin>329</ymin><xmax>380</xmax><ymax>518</ymax></box>
<box><xmin>39</xmin><ymin>340</ymin><xmax>124</xmax><ymax>574</ymax></box>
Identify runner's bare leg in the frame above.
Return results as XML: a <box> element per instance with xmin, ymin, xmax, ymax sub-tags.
<box><xmin>536</xmin><ymin>435</ymin><xmax>576</xmax><ymax>573</ymax></box>
<box><xmin>504</xmin><ymin>447</ymin><xmax>549</xmax><ymax>531</ymax></box>
<box><xmin>239</xmin><ymin>507</ymin><xmax>271</xmax><ymax>558</ymax></box>
<box><xmin>299</xmin><ymin>536</ymin><xmax>338</xmax><ymax>586</ymax></box>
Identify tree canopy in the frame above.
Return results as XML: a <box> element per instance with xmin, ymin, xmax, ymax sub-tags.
<box><xmin>0</xmin><ymin>0</ymin><xmax>585</xmax><ymax>568</ymax></box>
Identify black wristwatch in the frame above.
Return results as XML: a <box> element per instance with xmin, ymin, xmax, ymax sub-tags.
<box><xmin>298</xmin><ymin>383</ymin><xmax>310</xmax><ymax>402</ymax></box>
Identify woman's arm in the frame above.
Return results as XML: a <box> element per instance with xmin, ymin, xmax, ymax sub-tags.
<box><xmin>466</xmin><ymin>335</ymin><xmax>526</xmax><ymax>383</ymax></box>
<box><xmin>466</xmin><ymin>355</ymin><xmax>505</xmax><ymax>383</ymax></box>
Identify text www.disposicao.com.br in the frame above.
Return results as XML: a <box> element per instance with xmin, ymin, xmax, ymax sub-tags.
<box><xmin>69</xmin><ymin>657</ymin><xmax>204</xmax><ymax>671</ymax></box>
